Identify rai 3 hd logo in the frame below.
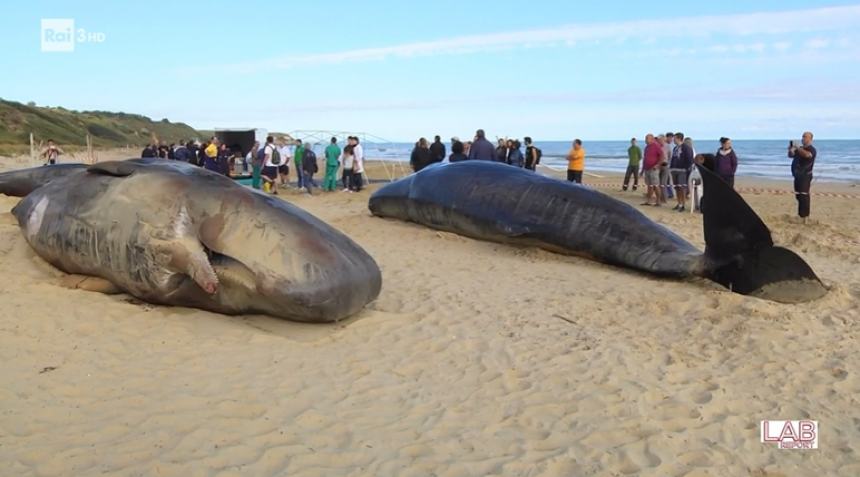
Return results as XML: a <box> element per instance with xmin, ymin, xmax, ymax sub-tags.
<box><xmin>41</xmin><ymin>19</ymin><xmax>106</xmax><ymax>53</ymax></box>
<box><xmin>761</xmin><ymin>420</ymin><xmax>818</xmax><ymax>449</ymax></box>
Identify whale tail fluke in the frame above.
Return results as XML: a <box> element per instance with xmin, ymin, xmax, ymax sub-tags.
<box><xmin>698</xmin><ymin>164</ymin><xmax>827</xmax><ymax>303</ymax></box>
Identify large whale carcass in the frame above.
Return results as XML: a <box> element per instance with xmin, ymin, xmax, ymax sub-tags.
<box><xmin>0</xmin><ymin>159</ymin><xmax>382</xmax><ymax>322</ymax></box>
<box><xmin>369</xmin><ymin>161</ymin><xmax>826</xmax><ymax>303</ymax></box>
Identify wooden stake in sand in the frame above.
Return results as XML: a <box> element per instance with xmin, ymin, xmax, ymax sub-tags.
<box><xmin>86</xmin><ymin>134</ymin><xmax>93</xmax><ymax>164</ymax></box>
<box><xmin>29</xmin><ymin>132</ymin><xmax>35</xmax><ymax>167</ymax></box>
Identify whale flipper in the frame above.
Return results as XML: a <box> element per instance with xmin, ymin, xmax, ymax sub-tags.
<box><xmin>58</xmin><ymin>275</ymin><xmax>121</xmax><ymax>294</ymax></box>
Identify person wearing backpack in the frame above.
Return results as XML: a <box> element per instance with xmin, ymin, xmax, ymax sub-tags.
<box><xmin>524</xmin><ymin>137</ymin><xmax>541</xmax><ymax>171</ymax></box>
<box><xmin>261</xmin><ymin>135</ymin><xmax>281</xmax><ymax>194</ymax></box>
<box><xmin>294</xmin><ymin>139</ymin><xmax>305</xmax><ymax>189</ymax></box>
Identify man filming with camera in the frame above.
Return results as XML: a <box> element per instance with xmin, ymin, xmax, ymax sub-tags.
<box><xmin>788</xmin><ymin>131</ymin><xmax>817</xmax><ymax>224</ymax></box>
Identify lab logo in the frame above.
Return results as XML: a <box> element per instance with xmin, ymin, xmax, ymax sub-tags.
<box><xmin>761</xmin><ymin>420</ymin><xmax>818</xmax><ymax>449</ymax></box>
<box><xmin>41</xmin><ymin>18</ymin><xmax>75</xmax><ymax>52</ymax></box>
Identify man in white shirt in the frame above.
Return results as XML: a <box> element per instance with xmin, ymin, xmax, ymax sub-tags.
<box><xmin>262</xmin><ymin>136</ymin><xmax>280</xmax><ymax>195</ymax></box>
<box><xmin>277</xmin><ymin>139</ymin><xmax>292</xmax><ymax>187</ymax></box>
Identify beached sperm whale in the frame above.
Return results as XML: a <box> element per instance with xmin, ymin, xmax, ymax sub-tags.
<box><xmin>369</xmin><ymin>161</ymin><xmax>826</xmax><ymax>303</ymax></box>
<box><xmin>0</xmin><ymin>159</ymin><xmax>381</xmax><ymax>322</ymax></box>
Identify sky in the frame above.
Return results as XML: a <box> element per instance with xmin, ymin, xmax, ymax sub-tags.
<box><xmin>1</xmin><ymin>0</ymin><xmax>859</xmax><ymax>141</ymax></box>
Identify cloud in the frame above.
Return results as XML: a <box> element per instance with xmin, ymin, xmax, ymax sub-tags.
<box><xmin>222</xmin><ymin>5</ymin><xmax>860</xmax><ymax>71</ymax></box>
<box><xmin>805</xmin><ymin>38</ymin><xmax>831</xmax><ymax>49</ymax></box>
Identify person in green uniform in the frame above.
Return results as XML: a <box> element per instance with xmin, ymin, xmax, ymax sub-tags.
<box><xmin>294</xmin><ymin>139</ymin><xmax>305</xmax><ymax>189</ymax></box>
<box><xmin>250</xmin><ymin>141</ymin><xmax>262</xmax><ymax>190</ymax></box>
<box><xmin>323</xmin><ymin>137</ymin><xmax>341</xmax><ymax>191</ymax></box>
<box><xmin>623</xmin><ymin>137</ymin><xmax>642</xmax><ymax>191</ymax></box>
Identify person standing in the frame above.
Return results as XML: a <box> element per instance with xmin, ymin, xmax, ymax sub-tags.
<box><xmin>565</xmin><ymin>139</ymin><xmax>585</xmax><ymax>184</ymax></box>
<box><xmin>278</xmin><ymin>138</ymin><xmax>292</xmax><ymax>187</ymax></box>
<box><xmin>323</xmin><ymin>137</ymin><xmax>341</xmax><ymax>192</ymax></box>
<box><xmin>657</xmin><ymin>134</ymin><xmax>671</xmax><ymax>203</ymax></box>
<box><xmin>141</xmin><ymin>143</ymin><xmax>157</xmax><ymax>158</ymax></box>
<box><xmin>507</xmin><ymin>139</ymin><xmax>524</xmax><ymax>168</ymax></box>
<box><xmin>410</xmin><ymin>138</ymin><xmax>434</xmax><ymax>172</ymax></box>
<box><xmin>173</xmin><ymin>141</ymin><xmax>189</xmax><ymax>162</ymax></box>
<box><xmin>352</xmin><ymin>136</ymin><xmax>365</xmax><ymax>191</ymax></box>
<box><xmin>714</xmin><ymin>137</ymin><xmax>738</xmax><ymax>188</ymax></box>
<box><xmin>340</xmin><ymin>144</ymin><xmax>355</xmax><ymax>192</ymax></box>
<box><xmin>293</xmin><ymin>139</ymin><xmax>305</xmax><ymax>189</ymax></box>
<box><xmin>261</xmin><ymin>136</ymin><xmax>280</xmax><ymax>194</ymax></box>
<box><xmin>524</xmin><ymin>137</ymin><xmax>541</xmax><ymax>171</ymax></box>
<box><xmin>641</xmin><ymin>134</ymin><xmax>663</xmax><ymax>206</ymax></box>
<box><xmin>203</xmin><ymin>138</ymin><xmax>220</xmax><ymax>172</ymax></box>
<box><xmin>429</xmin><ymin>135</ymin><xmax>446</xmax><ymax>165</ymax></box>
<box><xmin>494</xmin><ymin>139</ymin><xmax>509</xmax><ymax>163</ymax></box>
<box><xmin>623</xmin><ymin>137</ymin><xmax>641</xmax><ymax>191</ymax></box>
<box><xmin>669</xmin><ymin>132</ymin><xmax>694</xmax><ymax>211</ymax></box>
<box><xmin>448</xmin><ymin>140</ymin><xmax>468</xmax><ymax>162</ymax></box>
<box><xmin>40</xmin><ymin>139</ymin><xmax>65</xmax><ymax>165</ymax></box>
<box><xmin>789</xmin><ymin>131</ymin><xmax>817</xmax><ymax>223</ymax></box>
<box><xmin>467</xmin><ymin>129</ymin><xmax>495</xmax><ymax>161</ymax></box>
<box><xmin>249</xmin><ymin>141</ymin><xmax>262</xmax><ymax>189</ymax></box>
<box><xmin>302</xmin><ymin>145</ymin><xmax>318</xmax><ymax>194</ymax></box>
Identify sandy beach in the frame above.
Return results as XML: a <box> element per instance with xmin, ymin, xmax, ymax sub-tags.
<box><xmin>1</xmin><ymin>154</ymin><xmax>859</xmax><ymax>476</ymax></box>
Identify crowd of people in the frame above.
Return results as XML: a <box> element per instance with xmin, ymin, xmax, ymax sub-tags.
<box><xmin>138</xmin><ymin>135</ymin><xmax>367</xmax><ymax>196</ymax></box>
<box><xmin>406</xmin><ymin>128</ymin><xmax>818</xmax><ymax>220</ymax></box>
<box><xmin>39</xmin><ymin>127</ymin><xmax>819</xmax><ymax>222</ymax></box>
<box><xmin>409</xmin><ymin>130</ymin><xmax>544</xmax><ymax>172</ymax></box>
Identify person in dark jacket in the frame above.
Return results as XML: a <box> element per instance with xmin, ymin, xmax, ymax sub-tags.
<box><xmin>188</xmin><ymin>142</ymin><xmax>201</xmax><ymax>166</ymax></box>
<box><xmin>715</xmin><ymin>137</ymin><xmax>738</xmax><ymax>188</ymax></box>
<box><xmin>410</xmin><ymin>138</ymin><xmax>434</xmax><ymax>172</ymax></box>
<box><xmin>448</xmin><ymin>140</ymin><xmax>468</xmax><ymax>162</ymax></box>
<box><xmin>173</xmin><ymin>141</ymin><xmax>189</xmax><ymax>162</ymax></box>
<box><xmin>429</xmin><ymin>135</ymin><xmax>446</xmax><ymax>164</ymax></box>
<box><xmin>217</xmin><ymin>143</ymin><xmax>232</xmax><ymax>176</ymax></box>
<box><xmin>494</xmin><ymin>139</ymin><xmax>508</xmax><ymax>163</ymax></box>
<box><xmin>301</xmin><ymin>146</ymin><xmax>318</xmax><ymax>193</ymax></box>
<box><xmin>524</xmin><ymin>137</ymin><xmax>540</xmax><ymax>171</ymax></box>
<box><xmin>789</xmin><ymin>131</ymin><xmax>817</xmax><ymax>223</ymax></box>
<box><xmin>507</xmin><ymin>139</ymin><xmax>524</xmax><ymax>167</ymax></box>
<box><xmin>467</xmin><ymin>129</ymin><xmax>495</xmax><ymax>161</ymax></box>
<box><xmin>141</xmin><ymin>143</ymin><xmax>157</xmax><ymax>158</ymax></box>
<box><xmin>669</xmin><ymin>132</ymin><xmax>694</xmax><ymax>211</ymax></box>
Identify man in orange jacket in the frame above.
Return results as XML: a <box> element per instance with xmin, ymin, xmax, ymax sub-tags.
<box><xmin>566</xmin><ymin>139</ymin><xmax>585</xmax><ymax>184</ymax></box>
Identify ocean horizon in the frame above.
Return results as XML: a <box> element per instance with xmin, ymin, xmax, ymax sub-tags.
<box><xmin>311</xmin><ymin>139</ymin><xmax>860</xmax><ymax>183</ymax></box>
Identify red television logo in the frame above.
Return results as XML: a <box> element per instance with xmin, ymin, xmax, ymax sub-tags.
<box><xmin>761</xmin><ymin>420</ymin><xmax>818</xmax><ymax>449</ymax></box>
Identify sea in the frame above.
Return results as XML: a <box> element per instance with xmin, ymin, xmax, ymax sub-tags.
<box><xmin>355</xmin><ymin>139</ymin><xmax>860</xmax><ymax>183</ymax></box>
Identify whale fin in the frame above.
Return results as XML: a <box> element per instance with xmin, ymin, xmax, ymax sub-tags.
<box><xmin>87</xmin><ymin>161</ymin><xmax>139</xmax><ymax>177</ymax></box>
<box><xmin>153</xmin><ymin>239</ymin><xmax>219</xmax><ymax>295</ymax></box>
<box><xmin>698</xmin><ymin>164</ymin><xmax>826</xmax><ymax>302</ymax></box>
<box><xmin>58</xmin><ymin>274</ymin><xmax>122</xmax><ymax>294</ymax></box>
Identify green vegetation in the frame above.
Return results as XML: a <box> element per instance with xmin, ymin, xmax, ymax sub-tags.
<box><xmin>0</xmin><ymin>98</ymin><xmax>202</xmax><ymax>155</ymax></box>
